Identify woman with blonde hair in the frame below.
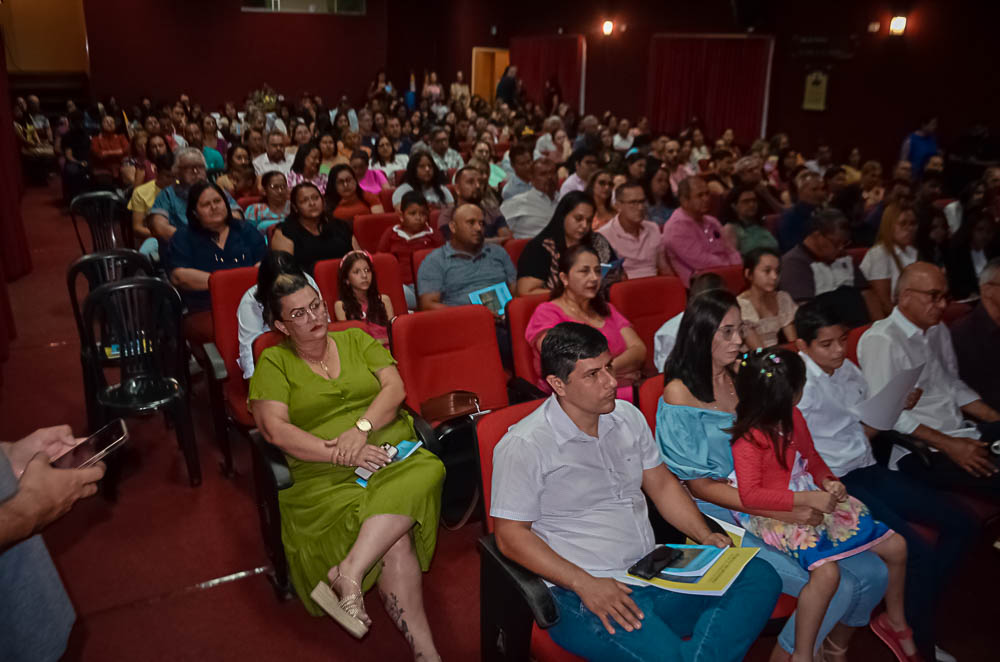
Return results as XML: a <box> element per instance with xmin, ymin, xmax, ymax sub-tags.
<box><xmin>860</xmin><ymin>198</ymin><xmax>919</xmax><ymax>318</ymax></box>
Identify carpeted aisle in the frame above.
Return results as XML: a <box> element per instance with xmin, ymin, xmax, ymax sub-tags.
<box><xmin>0</xmin><ymin>186</ymin><xmax>997</xmax><ymax>661</ymax></box>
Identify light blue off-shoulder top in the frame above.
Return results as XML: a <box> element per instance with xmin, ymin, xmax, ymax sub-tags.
<box><xmin>655</xmin><ymin>398</ymin><xmax>736</xmax><ymax>481</ymax></box>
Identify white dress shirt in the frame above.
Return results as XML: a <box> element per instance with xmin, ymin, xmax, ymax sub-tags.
<box><xmin>252</xmin><ymin>152</ymin><xmax>295</xmax><ymax>177</ymax></box>
<box><xmin>500</xmin><ymin>187</ymin><xmax>558</xmax><ymax>239</ymax></box>
<box><xmin>613</xmin><ymin>133</ymin><xmax>634</xmax><ymax>152</ymax></box>
<box><xmin>533</xmin><ymin>132</ymin><xmax>557</xmax><ymax>160</ymax></box>
<box><xmin>653</xmin><ymin>313</ymin><xmax>683</xmax><ymax>372</ymax></box>
<box><xmin>797</xmin><ymin>353</ymin><xmax>877</xmax><ymax>477</ymax></box>
<box><xmin>857</xmin><ymin>307</ymin><xmax>982</xmax><ymax>468</ymax></box>
<box><xmin>859</xmin><ymin>243</ymin><xmax>918</xmax><ymax>295</ymax></box>
<box><xmin>491</xmin><ymin>395</ymin><xmax>661</xmax><ymax>579</ymax></box>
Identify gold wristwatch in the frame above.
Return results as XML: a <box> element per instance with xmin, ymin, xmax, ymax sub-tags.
<box><xmin>355</xmin><ymin>418</ymin><xmax>373</xmax><ymax>435</ymax></box>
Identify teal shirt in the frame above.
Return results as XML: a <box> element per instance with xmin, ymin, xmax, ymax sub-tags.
<box><xmin>203</xmin><ymin>146</ymin><xmax>224</xmax><ymax>171</ymax></box>
<box><xmin>655</xmin><ymin>399</ymin><xmax>735</xmax><ymax>481</ymax></box>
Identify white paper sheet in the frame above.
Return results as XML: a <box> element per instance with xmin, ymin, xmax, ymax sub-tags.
<box><xmin>852</xmin><ymin>363</ymin><xmax>924</xmax><ymax>430</ymax></box>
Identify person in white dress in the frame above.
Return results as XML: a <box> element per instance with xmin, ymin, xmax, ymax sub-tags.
<box><xmin>860</xmin><ymin>201</ymin><xmax>919</xmax><ymax>319</ymax></box>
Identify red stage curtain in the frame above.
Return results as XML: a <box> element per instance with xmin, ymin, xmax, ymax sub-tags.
<box><xmin>646</xmin><ymin>35</ymin><xmax>773</xmax><ymax>144</ymax></box>
<box><xmin>509</xmin><ymin>35</ymin><xmax>585</xmax><ymax>113</ymax></box>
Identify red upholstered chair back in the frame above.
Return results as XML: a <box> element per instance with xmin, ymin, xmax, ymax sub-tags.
<box><xmin>638</xmin><ymin>373</ymin><xmax>665</xmax><ymax>433</ymax></box>
<box><xmin>609</xmin><ymin>276</ymin><xmax>687</xmax><ymax>374</ymax></box>
<box><xmin>209</xmin><ymin>266</ymin><xmax>259</xmax><ymax>378</ymax></box>
<box><xmin>237</xmin><ymin>195</ymin><xmax>262</xmax><ymax>209</ymax></box>
<box><xmin>846</xmin><ymin>323</ymin><xmax>872</xmax><ymax>366</ymax></box>
<box><xmin>411</xmin><ymin>247</ymin><xmax>436</xmax><ymax>292</ymax></box>
<box><xmin>429</xmin><ymin>209</ymin><xmax>441</xmax><ymax>231</ymax></box>
<box><xmin>312</xmin><ymin>253</ymin><xmax>408</xmax><ymax>317</ymax></box>
<box><xmin>393</xmin><ymin>170</ymin><xmax>406</xmax><ymax>186</ymax></box>
<box><xmin>508</xmin><ymin>293</ymin><xmax>549</xmax><ymax>384</ymax></box>
<box><xmin>504</xmin><ymin>238</ymin><xmax>530</xmax><ymax>267</ymax></box>
<box><xmin>694</xmin><ymin>264</ymin><xmax>745</xmax><ymax>296</ymax></box>
<box><xmin>847</xmin><ymin>247</ymin><xmax>867</xmax><ymax>266</ymax></box>
<box><xmin>354</xmin><ymin>213</ymin><xmax>399</xmax><ymax>253</ymax></box>
<box><xmin>391</xmin><ymin>305</ymin><xmax>509</xmax><ymax>415</ymax></box>
<box><xmin>252</xmin><ymin>321</ymin><xmax>367</xmax><ymax>364</ymax></box>
<box><xmin>476</xmin><ymin>400</ymin><xmax>546</xmax><ymax>534</ymax></box>
<box><xmin>379</xmin><ymin>186</ymin><xmax>396</xmax><ymax>211</ymax></box>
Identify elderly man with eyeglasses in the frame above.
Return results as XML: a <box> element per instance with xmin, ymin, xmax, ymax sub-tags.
<box><xmin>858</xmin><ymin>261</ymin><xmax>1000</xmax><ymax>501</ymax></box>
<box><xmin>148</xmin><ymin>148</ymin><xmax>242</xmax><ymax>244</ymax></box>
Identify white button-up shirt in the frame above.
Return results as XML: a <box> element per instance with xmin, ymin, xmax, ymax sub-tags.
<box><xmin>500</xmin><ymin>187</ymin><xmax>559</xmax><ymax>239</ymax></box>
<box><xmin>653</xmin><ymin>313</ymin><xmax>683</xmax><ymax>372</ymax></box>
<box><xmin>858</xmin><ymin>307</ymin><xmax>982</xmax><ymax>468</ymax></box>
<box><xmin>491</xmin><ymin>396</ymin><xmax>661</xmax><ymax>577</ymax></box>
<box><xmin>797</xmin><ymin>352</ymin><xmax>877</xmax><ymax>477</ymax></box>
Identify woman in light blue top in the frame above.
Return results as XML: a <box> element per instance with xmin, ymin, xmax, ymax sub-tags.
<box><xmin>656</xmin><ymin>289</ymin><xmax>888</xmax><ymax>662</ymax></box>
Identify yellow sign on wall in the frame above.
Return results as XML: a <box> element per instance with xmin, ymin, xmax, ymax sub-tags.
<box><xmin>803</xmin><ymin>70</ymin><xmax>828</xmax><ymax>112</ymax></box>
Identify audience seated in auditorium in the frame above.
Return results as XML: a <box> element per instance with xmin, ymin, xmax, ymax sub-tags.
<box><xmin>370</xmin><ymin>134</ymin><xmax>409</xmax><ymax>182</ymax></box>
<box><xmin>916</xmin><ymin>205</ymin><xmax>951</xmax><ymax>270</ymax></box>
<box><xmin>332</xmin><ymin>250</ymin><xmax>393</xmax><ymax>344</ymax></box>
<box><xmin>778</xmin><ymin>170</ymin><xmax>826</xmax><ymax>252</ymax></box>
<box><xmin>464</xmin><ymin>157</ymin><xmax>506</xmax><ymax>222</ymax></box>
<box><xmin>733</xmin><ymin>154</ymin><xmax>785</xmax><ymax>214</ymax></box>
<box><xmin>286</xmin><ymin>142</ymin><xmax>328</xmax><ymax>194</ymax></box>
<box><xmin>558</xmin><ymin>148</ymin><xmax>599</xmax><ymax>199</ymax></box>
<box><xmin>248</xmin><ymin>276</ymin><xmax>444</xmax><ymax>654</ymax></box>
<box><xmin>946</xmin><ymin>209</ymin><xmax>998</xmax><ymax>300</ymax></box>
<box><xmin>316</xmin><ymin>132</ymin><xmax>343</xmax><ymax>174</ymax></box>
<box><xmin>185</xmin><ymin>121</ymin><xmax>224</xmax><ymax>171</ymax></box>
<box><xmin>166</xmin><ymin>181</ymin><xmax>266</xmax><ymax>342</ymax></box>
<box><xmin>652</xmin><ymin>273</ymin><xmax>724</xmax><ymax>371</ymax></box>
<box><xmin>858</xmin><ymin>262</ymin><xmax>1000</xmax><ymax>499</ymax></box>
<box><xmin>597</xmin><ymin>181</ymin><xmax>669</xmax><ymax>279</ymax></box>
<box><xmin>128</xmin><ymin>151</ymin><xmax>176</xmax><ymax>252</ymax></box>
<box><xmin>860</xmin><ymin>200</ymin><xmax>919</xmax><ymax>318</ymax></box>
<box><xmin>471</xmin><ymin>140</ymin><xmax>507</xmax><ymax>189</ymax></box>
<box><xmin>793</xmin><ymin>300</ymin><xmax>975</xmax><ymax>662</ymax></box>
<box><xmin>738</xmin><ymin>247</ymin><xmax>798</xmax><ymax>348</ymax></box>
<box><xmin>780</xmin><ymin>208</ymin><xmax>878</xmax><ymax>326</ymax></box>
<box><xmin>348</xmin><ymin>149</ymin><xmax>388</xmax><ymax>197</ymax></box>
<box><xmin>831</xmin><ymin>160</ymin><xmax>883</xmax><ymax>232</ymax></box>
<box><xmin>119</xmin><ymin>130</ymin><xmax>150</xmax><ymax>189</ymax></box>
<box><xmin>491</xmin><ymin>321</ymin><xmax>780</xmax><ymax>661</ymax></box>
<box><xmin>572</xmin><ymin>114</ymin><xmax>600</xmax><ymax>152</ymax></box>
<box><xmin>148</xmin><ymin>148</ymin><xmax>241</xmax><ymax>243</ymax></box>
<box><xmin>417</xmin><ymin>203</ymin><xmax>515</xmax><ymax>311</ymax></box>
<box><xmin>612</xmin><ymin>118</ymin><xmax>634</xmax><ymax>152</ymax></box>
<box><xmin>437</xmin><ymin>167</ymin><xmax>509</xmax><ymax>244</ymax></box>
<box><xmin>426</xmin><ymin>127</ymin><xmax>463</xmax><ymax>172</ymax></box>
<box><xmin>805</xmin><ymin>142</ymin><xmax>834</xmax><ymax>177</ymax></box>
<box><xmin>201</xmin><ymin>114</ymin><xmax>228</xmax><ymax>157</ymax></box>
<box><xmin>951</xmin><ymin>259</ymin><xmax>1000</xmax><ymax>411</ymax></box>
<box><xmin>585</xmin><ymin>169</ymin><xmax>616</xmax><ymax>230</ymax></box>
<box><xmin>245</xmin><ymin>171</ymin><xmax>290</xmax><ymax>234</ymax></box>
<box><xmin>326</xmin><ymin>164</ymin><xmax>384</xmax><ymax>221</ymax></box>
<box><xmin>660</xmin><ymin>176</ymin><xmax>740</xmax><ymax>287</ymax></box>
<box><xmin>704</xmin><ymin>149</ymin><xmax>735</xmax><ymax>195</ymax></box>
<box><xmin>660</xmin><ymin>139</ymin><xmax>693</xmax><ymax>197</ymax></box>
<box><xmin>253</xmin><ymin>130</ymin><xmax>295</xmax><ymax>177</ymax></box>
<box><xmin>641</xmin><ymin>164</ymin><xmax>674</xmax><ymax>227</ymax></box>
<box><xmin>392</xmin><ymin>152</ymin><xmax>454</xmax><ymax>209</ymax></box>
<box><xmin>900</xmin><ymin>116</ymin><xmax>939</xmax><ymax>177</ymax></box>
<box><xmin>515</xmin><ymin>191</ymin><xmax>616</xmax><ymax>297</ymax></box>
<box><xmin>657</xmin><ymin>290</ymin><xmax>890</xmax><ymax>662</ymax></box>
<box><xmin>721</xmin><ymin>183</ymin><xmax>779</xmax><ymax>256</ymax></box>
<box><xmin>236</xmin><ymin>251</ymin><xmax>321</xmax><ymax>379</ymax></box>
<box><xmin>943</xmin><ymin>180</ymin><xmax>985</xmax><ymax>235</ymax></box>
<box><xmin>215</xmin><ymin>144</ymin><xmax>252</xmax><ymax>195</ymax></box>
<box><xmin>500</xmin><ymin>144</ymin><xmax>533</xmax><ymax>201</ymax></box>
<box><xmin>244</xmin><ymin>127</ymin><xmax>266</xmax><ymax>161</ymax></box>
<box><xmin>500</xmin><ymin>158</ymin><xmax>559</xmax><ymax>239</ymax></box>
<box><xmin>271</xmin><ymin>182</ymin><xmax>356</xmax><ymax>275</ymax></box>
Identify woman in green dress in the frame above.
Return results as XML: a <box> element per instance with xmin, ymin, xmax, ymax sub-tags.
<box><xmin>249</xmin><ymin>273</ymin><xmax>445</xmax><ymax>659</ymax></box>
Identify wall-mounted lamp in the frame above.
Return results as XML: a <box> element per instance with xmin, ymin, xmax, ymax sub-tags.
<box><xmin>867</xmin><ymin>21</ymin><xmax>881</xmax><ymax>34</ymax></box>
<box><xmin>602</xmin><ymin>20</ymin><xmax>614</xmax><ymax>36</ymax></box>
<box><xmin>889</xmin><ymin>16</ymin><xmax>907</xmax><ymax>36</ymax></box>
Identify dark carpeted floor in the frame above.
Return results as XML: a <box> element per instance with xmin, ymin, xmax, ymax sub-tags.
<box><xmin>1</xmin><ymin>186</ymin><xmax>996</xmax><ymax>661</ymax></box>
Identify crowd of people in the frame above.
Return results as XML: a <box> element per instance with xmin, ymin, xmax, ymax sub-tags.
<box><xmin>7</xmin><ymin>67</ymin><xmax>1000</xmax><ymax>662</ymax></box>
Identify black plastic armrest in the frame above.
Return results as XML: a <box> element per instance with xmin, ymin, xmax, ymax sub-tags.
<box><xmin>478</xmin><ymin>534</ymin><xmax>559</xmax><ymax>629</ymax></box>
<box><xmin>403</xmin><ymin>405</ymin><xmax>444</xmax><ymax>456</ymax></box>
<box><xmin>873</xmin><ymin>430</ymin><xmax>933</xmax><ymax>468</ymax></box>
<box><xmin>202</xmin><ymin>342</ymin><xmax>228</xmax><ymax>381</ymax></box>
<box><xmin>248</xmin><ymin>428</ymin><xmax>294</xmax><ymax>490</ymax></box>
<box><xmin>507</xmin><ymin>376</ymin><xmax>547</xmax><ymax>403</ymax></box>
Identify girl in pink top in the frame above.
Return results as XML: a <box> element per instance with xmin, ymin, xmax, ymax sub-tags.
<box><xmin>332</xmin><ymin>251</ymin><xmax>394</xmax><ymax>344</ymax></box>
<box><xmin>351</xmin><ymin>151</ymin><xmax>389</xmax><ymax>195</ymax></box>
<box><xmin>525</xmin><ymin>245</ymin><xmax>645</xmax><ymax>399</ymax></box>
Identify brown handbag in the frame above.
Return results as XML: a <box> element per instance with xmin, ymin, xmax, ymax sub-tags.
<box><xmin>419</xmin><ymin>390</ymin><xmax>481</xmax><ymax>422</ymax></box>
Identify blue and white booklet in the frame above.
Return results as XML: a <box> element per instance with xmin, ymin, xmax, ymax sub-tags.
<box><xmin>355</xmin><ymin>439</ymin><xmax>423</xmax><ymax>488</ymax></box>
<box><xmin>468</xmin><ymin>282</ymin><xmax>513</xmax><ymax>316</ymax></box>
<box><xmin>656</xmin><ymin>544</ymin><xmax>726</xmax><ymax>578</ymax></box>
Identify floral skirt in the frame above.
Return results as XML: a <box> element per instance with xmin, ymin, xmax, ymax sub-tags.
<box><xmin>737</xmin><ymin>496</ymin><xmax>893</xmax><ymax>570</ymax></box>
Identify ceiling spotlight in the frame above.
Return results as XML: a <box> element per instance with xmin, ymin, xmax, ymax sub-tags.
<box><xmin>889</xmin><ymin>16</ymin><xmax>907</xmax><ymax>36</ymax></box>
<box><xmin>602</xmin><ymin>20</ymin><xmax>614</xmax><ymax>36</ymax></box>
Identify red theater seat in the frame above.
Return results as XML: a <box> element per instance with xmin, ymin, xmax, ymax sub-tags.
<box><xmin>609</xmin><ymin>276</ymin><xmax>687</xmax><ymax>374</ymax></box>
<box><xmin>693</xmin><ymin>264</ymin><xmax>745</xmax><ymax>296</ymax></box>
<box><xmin>353</xmin><ymin>213</ymin><xmax>399</xmax><ymax>253</ymax></box>
<box><xmin>312</xmin><ymin>253</ymin><xmax>408</xmax><ymax>318</ymax></box>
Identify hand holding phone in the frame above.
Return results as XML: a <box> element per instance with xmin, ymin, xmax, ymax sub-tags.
<box><xmin>52</xmin><ymin>419</ymin><xmax>128</xmax><ymax>469</ymax></box>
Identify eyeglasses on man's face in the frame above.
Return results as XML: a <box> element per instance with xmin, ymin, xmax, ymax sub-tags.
<box><xmin>905</xmin><ymin>288</ymin><xmax>949</xmax><ymax>304</ymax></box>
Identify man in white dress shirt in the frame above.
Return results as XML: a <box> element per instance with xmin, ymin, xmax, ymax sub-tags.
<box><xmin>500</xmin><ymin>158</ymin><xmax>559</xmax><ymax>239</ymax></box>
<box><xmin>858</xmin><ymin>262</ymin><xmax>1000</xmax><ymax>498</ymax></box>
<box><xmin>795</xmin><ymin>300</ymin><xmax>976</xmax><ymax>662</ymax></box>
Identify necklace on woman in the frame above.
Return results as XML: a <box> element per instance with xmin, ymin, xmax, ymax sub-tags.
<box><xmin>301</xmin><ymin>337</ymin><xmax>333</xmax><ymax>378</ymax></box>
<box><xmin>711</xmin><ymin>371</ymin><xmax>736</xmax><ymax>411</ymax></box>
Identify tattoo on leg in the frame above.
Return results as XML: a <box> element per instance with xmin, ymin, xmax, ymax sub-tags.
<box><xmin>380</xmin><ymin>589</ymin><xmax>415</xmax><ymax>650</ymax></box>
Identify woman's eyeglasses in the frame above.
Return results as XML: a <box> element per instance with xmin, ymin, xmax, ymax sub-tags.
<box><xmin>284</xmin><ymin>299</ymin><xmax>327</xmax><ymax>324</ymax></box>
<box><xmin>716</xmin><ymin>322</ymin><xmax>747</xmax><ymax>341</ymax></box>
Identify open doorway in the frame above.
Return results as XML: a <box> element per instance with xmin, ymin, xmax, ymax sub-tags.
<box><xmin>471</xmin><ymin>47</ymin><xmax>509</xmax><ymax>104</ymax></box>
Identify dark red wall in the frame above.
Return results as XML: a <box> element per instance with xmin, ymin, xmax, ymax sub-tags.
<box><xmin>83</xmin><ymin>0</ymin><xmax>387</xmax><ymax>110</ymax></box>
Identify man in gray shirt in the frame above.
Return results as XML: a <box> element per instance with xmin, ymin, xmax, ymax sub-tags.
<box><xmin>491</xmin><ymin>322</ymin><xmax>780</xmax><ymax>661</ymax></box>
<box><xmin>1</xmin><ymin>425</ymin><xmax>105</xmax><ymax>661</ymax></box>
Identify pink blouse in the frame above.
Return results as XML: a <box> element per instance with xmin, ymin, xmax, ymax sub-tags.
<box><xmin>525</xmin><ymin>301</ymin><xmax>632</xmax><ymax>393</ymax></box>
<box><xmin>358</xmin><ymin>168</ymin><xmax>388</xmax><ymax>195</ymax></box>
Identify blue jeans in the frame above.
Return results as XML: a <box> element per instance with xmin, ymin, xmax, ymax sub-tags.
<box><xmin>546</xmin><ymin>558</ymin><xmax>781</xmax><ymax>662</ymax></box>
<box><xmin>697</xmin><ymin>501</ymin><xmax>888</xmax><ymax>654</ymax></box>
<box><xmin>842</xmin><ymin>463</ymin><xmax>978</xmax><ymax>659</ymax></box>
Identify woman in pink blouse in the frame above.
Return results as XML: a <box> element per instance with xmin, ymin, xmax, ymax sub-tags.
<box><xmin>286</xmin><ymin>142</ymin><xmax>328</xmax><ymax>194</ymax></box>
<box><xmin>350</xmin><ymin>150</ymin><xmax>389</xmax><ymax>195</ymax></box>
<box><xmin>525</xmin><ymin>244</ymin><xmax>646</xmax><ymax>398</ymax></box>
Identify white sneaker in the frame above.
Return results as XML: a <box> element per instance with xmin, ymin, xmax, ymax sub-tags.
<box><xmin>935</xmin><ymin>646</ymin><xmax>957</xmax><ymax>662</ymax></box>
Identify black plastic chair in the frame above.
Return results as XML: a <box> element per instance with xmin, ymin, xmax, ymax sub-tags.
<box><xmin>69</xmin><ymin>191</ymin><xmax>134</xmax><ymax>254</ymax></box>
<box><xmin>68</xmin><ymin>249</ymin><xmax>155</xmax><ymax>432</ymax></box>
<box><xmin>81</xmin><ymin>277</ymin><xmax>201</xmax><ymax>494</ymax></box>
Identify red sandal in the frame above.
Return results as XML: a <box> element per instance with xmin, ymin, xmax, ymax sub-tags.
<box><xmin>870</xmin><ymin>612</ymin><xmax>923</xmax><ymax>662</ymax></box>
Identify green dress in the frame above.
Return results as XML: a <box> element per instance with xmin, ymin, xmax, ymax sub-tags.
<box><xmin>248</xmin><ymin>328</ymin><xmax>445</xmax><ymax>615</ymax></box>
